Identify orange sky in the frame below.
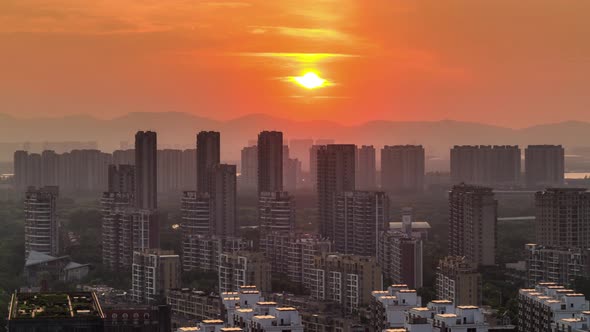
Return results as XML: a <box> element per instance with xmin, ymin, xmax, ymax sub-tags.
<box><xmin>1</xmin><ymin>0</ymin><xmax>590</xmax><ymax>127</ymax></box>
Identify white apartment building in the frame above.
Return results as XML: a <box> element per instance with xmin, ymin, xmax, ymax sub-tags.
<box><xmin>518</xmin><ymin>282</ymin><xmax>589</xmax><ymax>332</ymax></box>
<box><xmin>132</xmin><ymin>249</ymin><xmax>181</xmax><ymax>304</ymax></box>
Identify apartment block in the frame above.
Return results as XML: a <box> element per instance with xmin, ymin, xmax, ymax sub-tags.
<box><xmin>182</xmin><ymin>235</ymin><xmax>250</xmax><ymax>273</ymax></box>
<box><xmin>24</xmin><ymin>186</ymin><xmax>59</xmax><ymax>257</ymax></box>
<box><xmin>448</xmin><ymin>184</ymin><xmax>497</xmax><ymax>266</ymax></box>
<box><xmin>259</xmin><ymin>232</ymin><xmax>332</xmax><ymax>287</ymax></box>
<box><xmin>381</xmin><ymin>145</ymin><xmax>425</xmax><ymax>193</ymax></box>
<box><xmin>132</xmin><ymin>249</ymin><xmax>181</xmax><ymax>304</ymax></box>
<box><xmin>518</xmin><ymin>283</ymin><xmax>589</xmax><ymax>332</ymax></box>
<box><xmin>525</xmin><ymin>145</ymin><xmax>565</xmax><ymax>188</ymax></box>
<box><xmin>451</xmin><ymin>145</ymin><xmax>521</xmax><ymax>187</ymax></box>
<box><xmin>308</xmin><ymin>253</ymin><xmax>382</xmax><ymax>313</ymax></box>
<box><xmin>258</xmin><ymin>191</ymin><xmax>295</xmax><ymax>232</ymax></box>
<box><xmin>525</xmin><ymin>244</ymin><xmax>590</xmax><ymax>287</ymax></box>
<box><xmin>369</xmin><ymin>284</ymin><xmax>422</xmax><ymax>330</ymax></box>
<box><xmin>436</xmin><ymin>256</ymin><xmax>482</xmax><ymax>306</ymax></box>
<box><xmin>219</xmin><ymin>252</ymin><xmax>271</xmax><ymax>294</ymax></box>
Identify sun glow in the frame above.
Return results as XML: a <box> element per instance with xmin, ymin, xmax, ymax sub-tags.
<box><xmin>293</xmin><ymin>72</ymin><xmax>327</xmax><ymax>89</ymax></box>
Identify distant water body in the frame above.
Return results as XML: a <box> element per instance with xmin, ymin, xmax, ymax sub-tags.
<box><xmin>565</xmin><ymin>172</ymin><xmax>590</xmax><ymax>179</ymax></box>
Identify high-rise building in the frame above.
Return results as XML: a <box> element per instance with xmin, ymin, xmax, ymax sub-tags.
<box><xmin>132</xmin><ymin>249</ymin><xmax>181</xmax><ymax>304</ymax></box>
<box><xmin>210</xmin><ymin>164</ymin><xmax>237</xmax><ymax>237</ymax></box>
<box><xmin>41</xmin><ymin>150</ymin><xmax>59</xmax><ymax>186</ymax></box>
<box><xmin>135</xmin><ymin>131</ymin><xmax>157</xmax><ymax>209</ymax></box>
<box><xmin>259</xmin><ymin>232</ymin><xmax>332</xmax><ymax>287</ymax></box>
<box><xmin>24</xmin><ymin>186</ymin><xmax>59</xmax><ymax>257</ymax></box>
<box><xmin>289</xmin><ymin>139</ymin><xmax>314</xmax><ymax>172</ymax></box>
<box><xmin>257</xmin><ymin>131</ymin><xmax>283</xmax><ymax>193</ymax></box>
<box><xmin>450</xmin><ymin>145</ymin><xmax>521</xmax><ymax>187</ymax></box>
<box><xmin>157</xmin><ymin>149</ymin><xmax>183</xmax><ymax>193</ymax></box>
<box><xmin>332</xmin><ymin>191</ymin><xmax>389</xmax><ymax>256</ymax></box>
<box><xmin>258</xmin><ymin>191</ymin><xmax>295</xmax><ymax>232</ymax></box>
<box><xmin>112</xmin><ymin>149</ymin><xmax>135</xmax><ymax>165</ymax></box>
<box><xmin>181</xmin><ymin>149</ymin><xmax>197</xmax><ymax>191</ymax></box>
<box><xmin>381</xmin><ymin>145</ymin><xmax>425</xmax><ymax>193</ymax></box>
<box><xmin>240</xmin><ymin>146</ymin><xmax>258</xmax><ymax>191</ymax></box>
<box><xmin>132</xmin><ymin>209</ymin><xmax>160</xmax><ymax>251</ymax></box>
<box><xmin>525</xmin><ymin>145</ymin><xmax>565</xmax><ymax>188</ymax></box>
<box><xmin>308</xmin><ymin>253</ymin><xmax>382</xmax><ymax>313</ymax></box>
<box><xmin>196</xmin><ymin>131</ymin><xmax>220</xmax><ymax>193</ymax></box>
<box><xmin>309</xmin><ymin>145</ymin><xmax>322</xmax><ymax>191</ymax></box>
<box><xmin>525</xmin><ymin>244</ymin><xmax>590</xmax><ymax>287</ymax></box>
<box><xmin>108</xmin><ymin>164</ymin><xmax>135</xmax><ymax>193</ymax></box>
<box><xmin>448</xmin><ymin>184</ymin><xmax>497</xmax><ymax>266</ymax></box>
<box><xmin>436</xmin><ymin>256</ymin><xmax>482</xmax><ymax>306</ymax></box>
<box><xmin>535</xmin><ymin>188</ymin><xmax>590</xmax><ymax>248</ymax></box>
<box><xmin>317</xmin><ymin>144</ymin><xmax>356</xmax><ymax>240</ymax></box>
<box><xmin>283</xmin><ymin>158</ymin><xmax>301</xmax><ymax>192</ymax></box>
<box><xmin>180</xmin><ymin>191</ymin><xmax>211</xmax><ymax>236</ymax></box>
<box><xmin>518</xmin><ymin>283</ymin><xmax>588</xmax><ymax>332</ymax></box>
<box><xmin>356</xmin><ymin>145</ymin><xmax>376</xmax><ymax>190</ymax></box>
<box><xmin>378</xmin><ymin>210</ymin><xmax>423</xmax><ymax>289</ymax></box>
<box><xmin>101</xmin><ymin>192</ymin><xmax>134</xmax><ymax>270</ymax></box>
<box><xmin>13</xmin><ymin>150</ymin><xmax>29</xmax><ymax>190</ymax></box>
<box><xmin>218</xmin><ymin>251</ymin><xmax>271</xmax><ymax>293</ymax></box>
<box><xmin>181</xmin><ymin>235</ymin><xmax>250</xmax><ymax>272</ymax></box>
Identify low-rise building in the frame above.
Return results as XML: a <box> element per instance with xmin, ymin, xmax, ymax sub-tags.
<box><xmin>518</xmin><ymin>282</ymin><xmax>589</xmax><ymax>332</ymax></box>
<box><xmin>24</xmin><ymin>251</ymin><xmax>89</xmax><ymax>286</ymax></box>
<box><xmin>369</xmin><ymin>284</ymin><xmax>422</xmax><ymax>330</ymax></box>
<box><xmin>167</xmin><ymin>289</ymin><xmax>223</xmax><ymax>325</ymax></box>
<box><xmin>7</xmin><ymin>291</ymin><xmax>104</xmax><ymax>331</ymax></box>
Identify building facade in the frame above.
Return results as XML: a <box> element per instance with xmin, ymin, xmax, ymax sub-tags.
<box><xmin>182</xmin><ymin>235</ymin><xmax>250</xmax><ymax>273</ymax></box>
<box><xmin>218</xmin><ymin>252</ymin><xmax>272</xmax><ymax>294</ymax></box>
<box><xmin>451</xmin><ymin>145</ymin><xmax>521</xmax><ymax>187</ymax></box>
<box><xmin>332</xmin><ymin>191</ymin><xmax>389</xmax><ymax>256</ymax></box>
<box><xmin>356</xmin><ymin>145</ymin><xmax>376</xmax><ymax>191</ymax></box>
<box><xmin>436</xmin><ymin>256</ymin><xmax>482</xmax><ymax>306</ymax></box>
<box><xmin>135</xmin><ymin>131</ymin><xmax>158</xmax><ymax>210</ymax></box>
<box><xmin>197</xmin><ymin>131</ymin><xmax>221</xmax><ymax>193</ymax></box>
<box><xmin>24</xmin><ymin>186</ymin><xmax>60</xmax><ymax>257</ymax></box>
<box><xmin>448</xmin><ymin>183</ymin><xmax>497</xmax><ymax>266</ymax></box>
<box><xmin>525</xmin><ymin>244</ymin><xmax>590</xmax><ymax>287</ymax></box>
<box><xmin>518</xmin><ymin>283</ymin><xmax>589</xmax><ymax>332</ymax></box>
<box><xmin>525</xmin><ymin>145</ymin><xmax>565</xmax><ymax>188</ymax></box>
<box><xmin>535</xmin><ymin>188</ymin><xmax>590</xmax><ymax>249</ymax></box>
<box><xmin>317</xmin><ymin>144</ymin><xmax>356</xmax><ymax>240</ymax></box>
<box><xmin>308</xmin><ymin>253</ymin><xmax>382</xmax><ymax>313</ymax></box>
<box><xmin>258</xmin><ymin>191</ymin><xmax>295</xmax><ymax>232</ymax></box>
<box><xmin>211</xmin><ymin>164</ymin><xmax>237</xmax><ymax>237</ymax></box>
<box><xmin>259</xmin><ymin>232</ymin><xmax>332</xmax><ymax>287</ymax></box>
<box><xmin>240</xmin><ymin>146</ymin><xmax>258</xmax><ymax>191</ymax></box>
<box><xmin>257</xmin><ymin>131</ymin><xmax>283</xmax><ymax>193</ymax></box>
<box><xmin>381</xmin><ymin>145</ymin><xmax>425</xmax><ymax>193</ymax></box>
<box><xmin>132</xmin><ymin>249</ymin><xmax>181</xmax><ymax>304</ymax></box>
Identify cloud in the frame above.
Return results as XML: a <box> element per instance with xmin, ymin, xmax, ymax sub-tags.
<box><xmin>239</xmin><ymin>52</ymin><xmax>359</xmax><ymax>63</ymax></box>
<box><xmin>249</xmin><ymin>25</ymin><xmax>351</xmax><ymax>41</ymax></box>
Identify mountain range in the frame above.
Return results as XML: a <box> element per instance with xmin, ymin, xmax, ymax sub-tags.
<box><xmin>0</xmin><ymin>112</ymin><xmax>588</xmax><ymax>163</ymax></box>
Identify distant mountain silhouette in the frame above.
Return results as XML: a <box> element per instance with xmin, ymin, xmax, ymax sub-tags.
<box><xmin>0</xmin><ymin>112</ymin><xmax>588</xmax><ymax>163</ymax></box>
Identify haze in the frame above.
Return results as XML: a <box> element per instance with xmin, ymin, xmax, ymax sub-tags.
<box><xmin>2</xmin><ymin>0</ymin><xmax>590</xmax><ymax>127</ymax></box>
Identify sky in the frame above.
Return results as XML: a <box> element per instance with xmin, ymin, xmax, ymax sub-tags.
<box><xmin>1</xmin><ymin>0</ymin><xmax>590</xmax><ymax>127</ymax></box>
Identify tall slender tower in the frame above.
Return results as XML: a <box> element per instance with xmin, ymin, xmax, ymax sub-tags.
<box><xmin>211</xmin><ymin>164</ymin><xmax>237</xmax><ymax>237</ymax></box>
<box><xmin>317</xmin><ymin>144</ymin><xmax>356</xmax><ymax>239</ymax></box>
<box><xmin>356</xmin><ymin>145</ymin><xmax>376</xmax><ymax>190</ymax></box>
<box><xmin>24</xmin><ymin>186</ymin><xmax>59</xmax><ymax>257</ymax></box>
<box><xmin>448</xmin><ymin>184</ymin><xmax>497</xmax><ymax>267</ymax></box>
<box><xmin>135</xmin><ymin>131</ymin><xmax>157</xmax><ymax>209</ymax></box>
<box><xmin>257</xmin><ymin>131</ymin><xmax>283</xmax><ymax>193</ymax></box>
<box><xmin>196</xmin><ymin>131</ymin><xmax>221</xmax><ymax>193</ymax></box>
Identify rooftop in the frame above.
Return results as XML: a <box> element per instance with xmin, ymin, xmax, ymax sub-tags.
<box><xmin>9</xmin><ymin>292</ymin><xmax>103</xmax><ymax>320</ymax></box>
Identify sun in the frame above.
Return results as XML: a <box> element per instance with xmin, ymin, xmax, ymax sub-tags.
<box><xmin>293</xmin><ymin>72</ymin><xmax>327</xmax><ymax>89</ymax></box>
